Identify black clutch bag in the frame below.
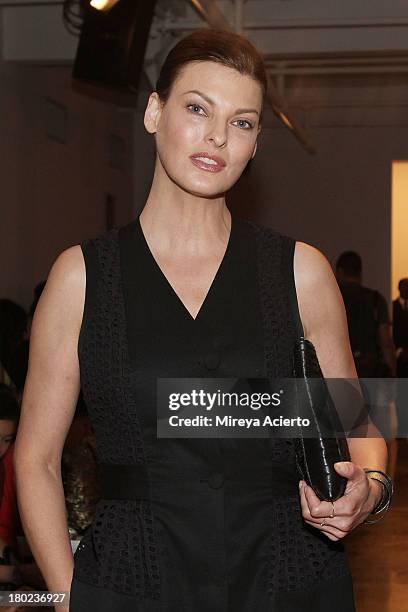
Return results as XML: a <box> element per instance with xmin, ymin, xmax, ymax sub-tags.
<box><xmin>293</xmin><ymin>337</ymin><xmax>351</xmax><ymax>502</ymax></box>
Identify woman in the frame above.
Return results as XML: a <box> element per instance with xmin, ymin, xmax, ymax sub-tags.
<box><xmin>0</xmin><ymin>385</ymin><xmax>46</xmax><ymax>594</ymax></box>
<box><xmin>0</xmin><ymin>300</ymin><xmax>29</xmax><ymax>397</ymax></box>
<box><xmin>14</xmin><ymin>29</ymin><xmax>389</xmax><ymax>611</ymax></box>
<box><xmin>0</xmin><ymin>385</ymin><xmax>21</xmax><ymax>556</ymax></box>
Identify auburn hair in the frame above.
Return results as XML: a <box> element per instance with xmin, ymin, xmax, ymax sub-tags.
<box><xmin>155</xmin><ymin>28</ymin><xmax>268</xmax><ymax>123</ymax></box>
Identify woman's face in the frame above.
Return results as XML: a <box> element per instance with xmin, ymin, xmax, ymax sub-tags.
<box><xmin>144</xmin><ymin>60</ymin><xmax>263</xmax><ymax>198</ymax></box>
<box><xmin>0</xmin><ymin>420</ymin><xmax>16</xmax><ymax>460</ymax></box>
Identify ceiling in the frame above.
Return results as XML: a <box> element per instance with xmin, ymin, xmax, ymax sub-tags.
<box><xmin>1</xmin><ymin>0</ymin><xmax>408</xmax><ymax>147</ymax></box>
<box><xmin>2</xmin><ymin>0</ymin><xmax>408</xmax><ymax>63</ymax></box>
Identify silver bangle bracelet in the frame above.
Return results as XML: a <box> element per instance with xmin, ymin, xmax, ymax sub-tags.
<box><xmin>363</xmin><ymin>468</ymin><xmax>394</xmax><ymax>524</ymax></box>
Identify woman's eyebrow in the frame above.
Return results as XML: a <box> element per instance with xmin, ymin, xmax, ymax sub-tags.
<box><xmin>182</xmin><ymin>89</ymin><xmax>259</xmax><ymax>115</ymax></box>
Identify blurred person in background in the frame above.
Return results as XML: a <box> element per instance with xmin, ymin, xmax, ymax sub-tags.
<box><xmin>336</xmin><ymin>251</ymin><xmax>396</xmax><ymax>379</ymax></box>
<box><xmin>0</xmin><ymin>384</ymin><xmax>21</xmax><ymax>553</ymax></box>
<box><xmin>393</xmin><ymin>277</ymin><xmax>408</xmax><ymax>438</ymax></box>
<box><xmin>0</xmin><ymin>385</ymin><xmax>46</xmax><ymax>592</ymax></box>
<box><xmin>0</xmin><ymin>282</ymin><xmax>46</xmax><ymax>398</ymax></box>
<box><xmin>393</xmin><ymin>277</ymin><xmax>408</xmax><ymax>374</ymax></box>
<box><xmin>336</xmin><ymin>251</ymin><xmax>397</xmax><ymax>475</ymax></box>
<box><xmin>0</xmin><ymin>301</ymin><xmax>29</xmax><ymax>399</ymax></box>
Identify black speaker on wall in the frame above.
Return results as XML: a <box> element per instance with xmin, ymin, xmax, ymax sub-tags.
<box><xmin>73</xmin><ymin>0</ymin><xmax>157</xmax><ymax>93</ymax></box>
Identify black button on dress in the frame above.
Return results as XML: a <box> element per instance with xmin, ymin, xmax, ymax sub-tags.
<box><xmin>69</xmin><ymin>214</ymin><xmax>356</xmax><ymax>611</ymax></box>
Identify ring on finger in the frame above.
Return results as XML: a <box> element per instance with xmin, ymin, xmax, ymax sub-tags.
<box><xmin>320</xmin><ymin>518</ymin><xmax>327</xmax><ymax>527</ymax></box>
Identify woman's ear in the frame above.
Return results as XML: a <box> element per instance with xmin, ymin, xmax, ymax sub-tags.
<box><xmin>144</xmin><ymin>92</ymin><xmax>163</xmax><ymax>134</ymax></box>
<box><xmin>251</xmin><ymin>140</ymin><xmax>258</xmax><ymax>160</ymax></box>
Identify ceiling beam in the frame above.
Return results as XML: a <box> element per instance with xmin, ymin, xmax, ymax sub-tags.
<box><xmin>188</xmin><ymin>0</ymin><xmax>315</xmax><ymax>153</ymax></box>
<box><xmin>189</xmin><ymin>0</ymin><xmax>230</xmax><ymax>30</ymax></box>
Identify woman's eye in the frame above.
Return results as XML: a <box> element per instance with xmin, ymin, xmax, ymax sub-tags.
<box><xmin>187</xmin><ymin>104</ymin><xmax>206</xmax><ymax>115</ymax></box>
<box><xmin>233</xmin><ymin>119</ymin><xmax>253</xmax><ymax>130</ymax></box>
<box><xmin>186</xmin><ymin>105</ymin><xmax>253</xmax><ymax>129</ymax></box>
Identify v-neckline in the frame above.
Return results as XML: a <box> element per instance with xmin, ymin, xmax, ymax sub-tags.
<box><xmin>136</xmin><ymin>214</ymin><xmax>235</xmax><ymax>323</ymax></box>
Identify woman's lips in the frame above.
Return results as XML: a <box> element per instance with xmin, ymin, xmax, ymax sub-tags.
<box><xmin>190</xmin><ymin>153</ymin><xmax>226</xmax><ymax>173</ymax></box>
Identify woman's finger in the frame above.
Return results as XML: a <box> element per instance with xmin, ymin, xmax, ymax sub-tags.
<box><xmin>303</xmin><ymin>517</ymin><xmax>349</xmax><ymax>539</ymax></box>
<box><xmin>300</xmin><ymin>482</ymin><xmax>334</xmax><ymax>525</ymax></box>
<box><xmin>303</xmin><ymin>483</ymin><xmax>336</xmax><ymax>519</ymax></box>
<box><xmin>299</xmin><ymin>483</ymin><xmax>353</xmax><ymax>538</ymax></box>
<box><xmin>299</xmin><ymin>481</ymin><xmax>314</xmax><ymax>521</ymax></box>
<box><xmin>299</xmin><ymin>483</ymin><xmax>334</xmax><ymax>527</ymax></box>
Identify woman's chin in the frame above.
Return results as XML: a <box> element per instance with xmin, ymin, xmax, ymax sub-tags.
<box><xmin>187</xmin><ymin>186</ymin><xmax>227</xmax><ymax>199</ymax></box>
<box><xmin>170</xmin><ymin>175</ymin><xmax>231</xmax><ymax>199</ymax></box>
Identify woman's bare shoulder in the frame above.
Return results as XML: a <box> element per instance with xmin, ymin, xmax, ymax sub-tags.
<box><xmin>46</xmin><ymin>245</ymin><xmax>85</xmax><ymax>303</ymax></box>
<box><xmin>48</xmin><ymin>245</ymin><xmax>85</xmax><ymax>284</ymax></box>
<box><xmin>33</xmin><ymin>245</ymin><xmax>86</xmax><ymax>335</ymax></box>
<box><xmin>292</xmin><ymin>241</ymin><xmax>356</xmax><ymax>376</ymax></box>
<box><xmin>293</xmin><ymin>241</ymin><xmax>334</xmax><ymax>289</ymax></box>
<box><xmin>293</xmin><ymin>241</ymin><xmax>346</xmax><ymax>340</ymax></box>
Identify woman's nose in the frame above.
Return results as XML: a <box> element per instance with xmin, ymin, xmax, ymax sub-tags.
<box><xmin>206</xmin><ymin>122</ymin><xmax>227</xmax><ymax>148</ymax></box>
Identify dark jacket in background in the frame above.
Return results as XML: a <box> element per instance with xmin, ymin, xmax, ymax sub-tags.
<box><xmin>393</xmin><ymin>298</ymin><xmax>408</xmax><ymax>378</ymax></box>
<box><xmin>338</xmin><ymin>281</ymin><xmax>389</xmax><ymax>377</ymax></box>
<box><xmin>393</xmin><ymin>299</ymin><xmax>408</xmax><ymax>351</ymax></box>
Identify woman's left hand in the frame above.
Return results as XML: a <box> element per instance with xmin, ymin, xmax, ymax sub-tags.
<box><xmin>298</xmin><ymin>461</ymin><xmax>383</xmax><ymax>541</ymax></box>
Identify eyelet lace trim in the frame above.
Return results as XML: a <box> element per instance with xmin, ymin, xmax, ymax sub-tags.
<box><xmin>75</xmin><ymin>229</ymin><xmax>161</xmax><ymax>599</ymax></box>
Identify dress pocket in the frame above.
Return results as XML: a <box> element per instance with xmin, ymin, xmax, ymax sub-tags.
<box><xmin>73</xmin><ymin>523</ymin><xmax>98</xmax><ymax>563</ymax></box>
<box><xmin>73</xmin><ymin>499</ymin><xmax>161</xmax><ymax>600</ymax></box>
<box><xmin>72</xmin><ymin>521</ymin><xmax>100</xmax><ymax>588</ymax></box>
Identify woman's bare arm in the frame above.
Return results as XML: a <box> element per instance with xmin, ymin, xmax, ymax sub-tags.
<box><xmin>294</xmin><ymin>240</ymin><xmax>387</xmax><ymax>470</ymax></box>
<box><xmin>13</xmin><ymin>245</ymin><xmax>86</xmax><ymax>599</ymax></box>
<box><xmin>294</xmin><ymin>242</ymin><xmax>388</xmax><ymax>538</ymax></box>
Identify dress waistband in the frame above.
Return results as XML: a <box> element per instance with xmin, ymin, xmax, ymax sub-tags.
<box><xmin>99</xmin><ymin>462</ymin><xmax>299</xmax><ymax>500</ymax></box>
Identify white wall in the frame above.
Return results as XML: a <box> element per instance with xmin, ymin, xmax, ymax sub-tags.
<box><xmin>392</xmin><ymin>162</ymin><xmax>408</xmax><ymax>301</ymax></box>
<box><xmin>0</xmin><ymin>63</ymin><xmax>134</xmax><ymax>309</ymax></box>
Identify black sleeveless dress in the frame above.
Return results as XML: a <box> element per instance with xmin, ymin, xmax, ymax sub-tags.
<box><xmin>69</xmin><ymin>214</ymin><xmax>356</xmax><ymax>611</ymax></box>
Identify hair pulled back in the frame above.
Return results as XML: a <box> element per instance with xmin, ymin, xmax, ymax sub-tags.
<box><xmin>155</xmin><ymin>28</ymin><xmax>268</xmax><ymax>120</ymax></box>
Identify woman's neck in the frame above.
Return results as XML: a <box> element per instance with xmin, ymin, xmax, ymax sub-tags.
<box><xmin>139</xmin><ymin>168</ymin><xmax>232</xmax><ymax>254</ymax></box>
